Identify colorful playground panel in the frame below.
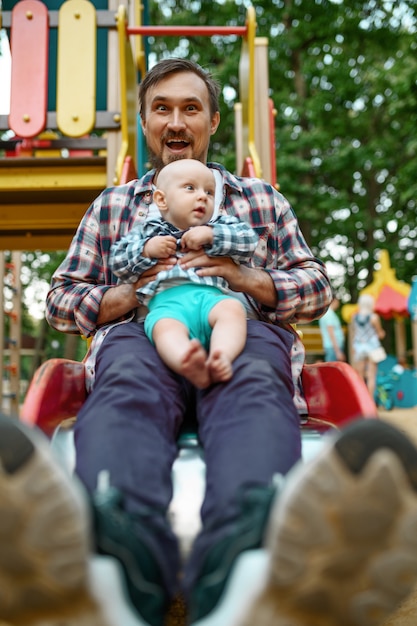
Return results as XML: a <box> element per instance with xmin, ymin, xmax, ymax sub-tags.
<box><xmin>56</xmin><ymin>0</ymin><xmax>97</xmax><ymax>137</ymax></box>
<box><xmin>8</xmin><ymin>0</ymin><xmax>49</xmax><ymax>137</ymax></box>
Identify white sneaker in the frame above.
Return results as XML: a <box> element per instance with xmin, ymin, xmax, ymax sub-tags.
<box><xmin>239</xmin><ymin>419</ymin><xmax>417</xmax><ymax>626</ymax></box>
<box><xmin>0</xmin><ymin>413</ymin><xmax>109</xmax><ymax>626</ymax></box>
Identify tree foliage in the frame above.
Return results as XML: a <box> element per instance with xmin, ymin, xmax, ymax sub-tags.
<box><xmin>147</xmin><ymin>0</ymin><xmax>417</xmax><ymax>301</ymax></box>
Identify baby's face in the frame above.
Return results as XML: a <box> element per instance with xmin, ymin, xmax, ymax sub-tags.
<box><xmin>158</xmin><ymin>160</ymin><xmax>215</xmax><ymax>230</ymax></box>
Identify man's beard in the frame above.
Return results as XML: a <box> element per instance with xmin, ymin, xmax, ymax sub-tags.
<box><xmin>147</xmin><ymin>150</ymin><xmax>186</xmax><ymax>171</ymax></box>
<box><xmin>147</xmin><ymin>132</ymin><xmax>204</xmax><ymax>170</ymax></box>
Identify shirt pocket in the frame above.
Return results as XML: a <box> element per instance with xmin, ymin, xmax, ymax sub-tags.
<box><xmin>251</xmin><ymin>225</ymin><xmax>274</xmax><ymax>268</ymax></box>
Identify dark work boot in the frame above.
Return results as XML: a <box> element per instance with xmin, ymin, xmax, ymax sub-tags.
<box><xmin>92</xmin><ymin>486</ymin><xmax>174</xmax><ymax>626</ymax></box>
<box><xmin>188</xmin><ymin>484</ymin><xmax>276</xmax><ymax>623</ymax></box>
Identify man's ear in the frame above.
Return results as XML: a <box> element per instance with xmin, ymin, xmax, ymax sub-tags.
<box><xmin>153</xmin><ymin>189</ymin><xmax>168</xmax><ymax>213</ymax></box>
<box><xmin>140</xmin><ymin>114</ymin><xmax>147</xmax><ymax>137</ymax></box>
<box><xmin>210</xmin><ymin>111</ymin><xmax>220</xmax><ymax>136</ymax></box>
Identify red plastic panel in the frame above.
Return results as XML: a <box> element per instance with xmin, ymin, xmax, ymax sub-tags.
<box><xmin>120</xmin><ymin>155</ymin><xmax>138</xmax><ymax>184</ymax></box>
<box><xmin>20</xmin><ymin>358</ymin><xmax>86</xmax><ymax>437</ymax></box>
<box><xmin>302</xmin><ymin>361</ymin><xmax>378</xmax><ymax>427</ymax></box>
<box><xmin>20</xmin><ymin>356</ymin><xmax>378</xmax><ymax>440</ymax></box>
<box><xmin>9</xmin><ymin>0</ymin><xmax>49</xmax><ymax>138</ymax></box>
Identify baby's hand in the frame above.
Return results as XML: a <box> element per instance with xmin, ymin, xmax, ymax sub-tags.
<box><xmin>181</xmin><ymin>226</ymin><xmax>213</xmax><ymax>251</ymax></box>
<box><xmin>144</xmin><ymin>235</ymin><xmax>177</xmax><ymax>259</ymax></box>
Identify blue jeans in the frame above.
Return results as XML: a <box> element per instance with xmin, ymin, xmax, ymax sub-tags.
<box><xmin>74</xmin><ymin>319</ymin><xmax>302</xmax><ymax>595</ymax></box>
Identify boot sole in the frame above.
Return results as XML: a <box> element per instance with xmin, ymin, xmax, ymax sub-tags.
<box><xmin>0</xmin><ymin>414</ymin><xmax>109</xmax><ymax>626</ymax></box>
<box><xmin>243</xmin><ymin>419</ymin><xmax>417</xmax><ymax>626</ymax></box>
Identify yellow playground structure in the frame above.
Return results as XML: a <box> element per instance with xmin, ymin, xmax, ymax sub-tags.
<box><xmin>0</xmin><ymin>0</ymin><xmax>277</xmax><ymax>252</ymax></box>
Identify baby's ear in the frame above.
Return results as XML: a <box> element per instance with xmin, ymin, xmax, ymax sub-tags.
<box><xmin>153</xmin><ymin>189</ymin><xmax>168</xmax><ymax>213</ymax></box>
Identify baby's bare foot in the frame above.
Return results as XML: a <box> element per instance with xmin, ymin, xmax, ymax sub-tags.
<box><xmin>208</xmin><ymin>350</ymin><xmax>233</xmax><ymax>384</ymax></box>
<box><xmin>181</xmin><ymin>339</ymin><xmax>210</xmax><ymax>388</ymax></box>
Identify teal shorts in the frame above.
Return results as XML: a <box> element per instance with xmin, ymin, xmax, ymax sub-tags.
<box><xmin>144</xmin><ymin>284</ymin><xmax>237</xmax><ymax>350</ymax></box>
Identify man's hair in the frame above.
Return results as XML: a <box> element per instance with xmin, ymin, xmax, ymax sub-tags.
<box><xmin>139</xmin><ymin>58</ymin><xmax>221</xmax><ymax>118</ymax></box>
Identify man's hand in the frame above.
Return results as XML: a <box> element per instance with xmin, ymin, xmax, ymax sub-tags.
<box><xmin>180</xmin><ymin>248</ymin><xmax>240</xmax><ymax>283</ymax></box>
<box><xmin>143</xmin><ymin>235</ymin><xmax>177</xmax><ymax>259</ymax></box>
<box><xmin>181</xmin><ymin>226</ymin><xmax>213</xmax><ymax>251</ymax></box>
<box><xmin>179</xmin><ymin>250</ymin><xmax>277</xmax><ymax>308</ymax></box>
<box><xmin>133</xmin><ymin>258</ymin><xmax>177</xmax><ymax>288</ymax></box>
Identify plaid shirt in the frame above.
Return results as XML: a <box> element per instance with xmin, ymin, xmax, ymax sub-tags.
<box><xmin>46</xmin><ymin>162</ymin><xmax>331</xmax><ymax>410</ymax></box>
<box><xmin>109</xmin><ymin>215</ymin><xmax>259</xmax><ymax>303</ymax></box>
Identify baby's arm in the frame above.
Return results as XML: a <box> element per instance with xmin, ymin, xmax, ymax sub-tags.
<box><xmin>181</xmin><ymin>226</ymin><xmax>213</xmax><ymax>250</ymax></box>
<box><xmin>110</xmin><ymin>222</ymin><xmax>177</xmax><ymax>283</ymax></box>
<box><xmin>144</xmin><ymin>235</ymin><xmax>177</xmax><ymax>259</ymax></box>
<box><xmin>205</xmin><ymin>217</ymin><xmax>258</xmax><ymax>261</ymax></box>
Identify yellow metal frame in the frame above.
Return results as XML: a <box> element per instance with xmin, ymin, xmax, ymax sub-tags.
<box><xmin>134</xmin><ymin>0</ymin><xmax>146</xmax><ymax>78</ymax></box>
<box><xmin>238</xmin><ymin>6</ymin><xmax>262</xmax><ymax>178</ymax></box>
<box><xmin>114</xmin><ymin>4</ymin><xmax>138</xmax><ymax>184</ymax></box>
<box><xmin>246</xmin><ymin>6</ymin><xmax>262</xmax><ymax>178</ymax></box>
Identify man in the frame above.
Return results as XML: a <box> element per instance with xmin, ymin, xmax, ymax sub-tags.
<box><xmin>44</xmin><ymin>57</ymin><xmax>331</xmax><ymax>625</ymax></box>
<box><xmin>319</xmin><ymin>295</ymin><xmax>346</xmax><ymax>361</ymax></box>
<box><xmin>6</xmin><ymin>58</ymin><xmax>417</xmax><ymax>626</ymax></box>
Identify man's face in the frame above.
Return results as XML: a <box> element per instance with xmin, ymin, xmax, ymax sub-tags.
<box><xmin>140</xmin><ymin>71</ymin><xmax>220</xmax><ymax>170</ymax></box>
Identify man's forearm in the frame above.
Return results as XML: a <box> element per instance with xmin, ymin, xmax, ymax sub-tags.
<box><xmin>237</xmin><ymin>266</ymin><xmax>278</xmax><ymax>308</ymax></box>
<box><xmin>97</xmin><ymin>284</ymin><xmax>139</xmax><ymax>325</ymax></box>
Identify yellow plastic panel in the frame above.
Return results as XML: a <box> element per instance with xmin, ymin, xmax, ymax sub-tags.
<box><xmin>56</xmin><ymin>0</ymin><xmax>96</xmax><ymax>137</ymax></box>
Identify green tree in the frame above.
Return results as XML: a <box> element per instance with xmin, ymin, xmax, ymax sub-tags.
<box><xmin>261</xmin><ymin>0</ymin><xmax>417</xmax><ymax>301</ymax></box>
<box><xmin>15</xmin><ymin>251</ymin><xmax>85</xmax><ymax>366</ymax></box>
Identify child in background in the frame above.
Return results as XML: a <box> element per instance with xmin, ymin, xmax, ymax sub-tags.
<box><xmin>319</xmin><ymin>295</ymin><xmax>346</xmax><ymax>362</ymax></box>
<box><xmin>352</xmin><ymin>293</ymin><xmax>386</xmax><ymax>398</ymax></box>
